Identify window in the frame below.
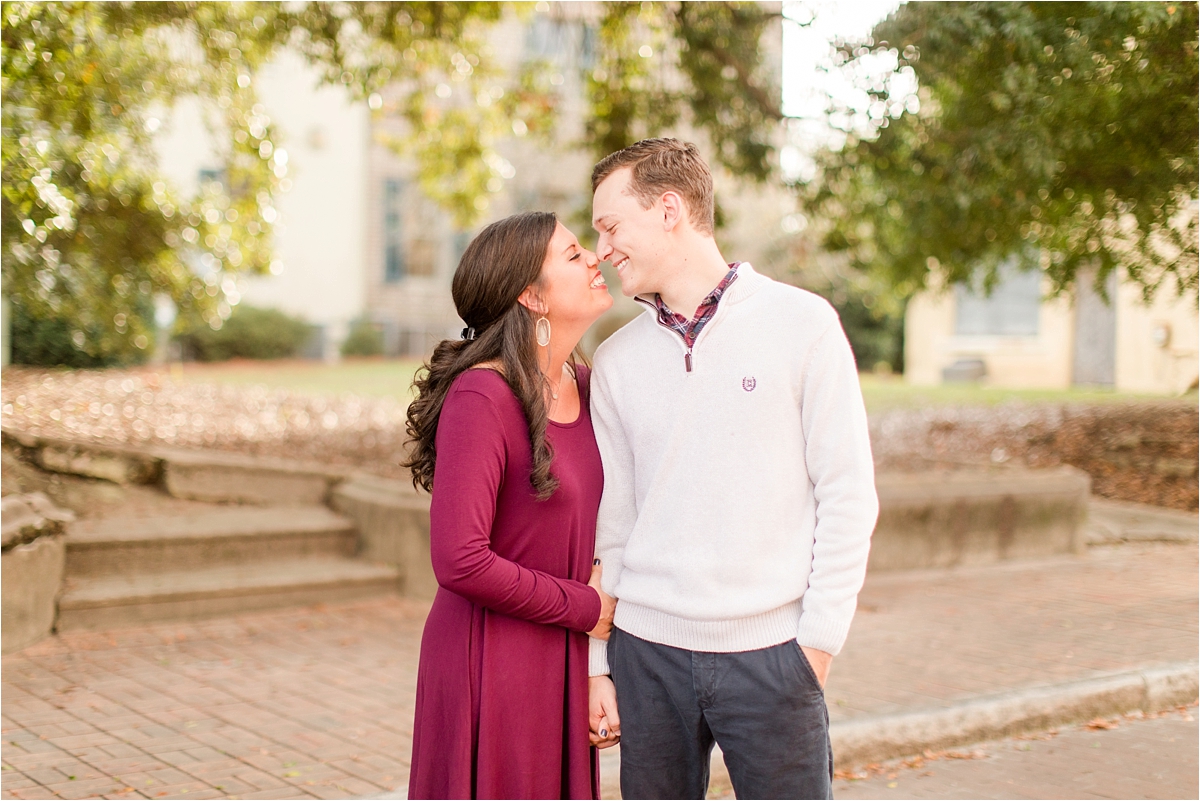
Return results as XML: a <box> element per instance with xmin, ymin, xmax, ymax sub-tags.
<box><xmin>384</xmin><ymin>179</ymin><xmax>405</xmax><ymax>282</ymax></box>
<box><xmin>954</xmin><ymin>262</ymin><xmax>1041</xmax><ymax>336</ymax></box>
<box><xmin>198</xmin><ymin>168</ymin><xmax>225</xmax><ymax>190</ymax></box>
<box><xmin>524</xmin><ymin>17</ymin><xmax>595</xmax><ymax>69</ymax></box>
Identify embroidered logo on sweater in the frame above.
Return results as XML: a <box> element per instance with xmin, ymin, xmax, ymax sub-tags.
<box><xmin>742</xmin><ymin>376</ymin><xmax>757</xmax><ymax>392</ymax></box>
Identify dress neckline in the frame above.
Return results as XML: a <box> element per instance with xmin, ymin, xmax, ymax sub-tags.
<box><xmin>465</xmin><ymin>366</ymin><xmax>585</xmax><ymax>428</ymax></box>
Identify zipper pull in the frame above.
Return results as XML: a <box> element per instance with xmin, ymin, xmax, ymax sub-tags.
<box><xmin>685</xmin><ymin>350</ymin><xmax>693</xmax><ymax>372</ymax></box>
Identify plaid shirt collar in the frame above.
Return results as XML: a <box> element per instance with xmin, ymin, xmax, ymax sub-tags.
<box><xmin>643</xmin><ymin>263</ymin><xmax>741</xmax><ymax>348</ymax></box>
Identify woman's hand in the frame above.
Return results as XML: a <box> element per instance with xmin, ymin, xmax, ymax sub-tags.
<box><xmin>588</xmin><ymin>676</ymin><xmax>621</xmax><ymax>748</ymax></box>
<box><xmin>586</xmin><ymin>560</ymin><xmax>615</xmax><ymax>640</ymax></box>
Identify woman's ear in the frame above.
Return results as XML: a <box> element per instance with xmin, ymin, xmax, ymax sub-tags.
<box><xmin>517</xmin><ymin>285</ymin><xmax>548</xmax><ymax>315</ymax></box>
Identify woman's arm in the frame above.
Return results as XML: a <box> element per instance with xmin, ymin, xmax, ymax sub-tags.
<box><xmin>429</xmin><ymin>387</ymin><xmax>602</xmax><ymax>633</ymax></box>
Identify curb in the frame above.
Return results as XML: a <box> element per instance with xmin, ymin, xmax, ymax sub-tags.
<box><xmin>374</xmin><ymin>661</ymin><xmax>1200</xmax><ymax>799</ymax></box>
<box><xmin>830</xmin><ymin>660</ymin><xmax>1199</xmax><ymax>766</ymax></box>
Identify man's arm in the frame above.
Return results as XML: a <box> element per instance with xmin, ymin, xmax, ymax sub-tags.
<box><xmin>588</xmin><ymin>350</ymin><xmax>639</xmax><ymax>676</ymax></box>
<box><xmin>795</xmin><ymin>319</ymin><xmax>880</xmax><ymax>673</ymax></box>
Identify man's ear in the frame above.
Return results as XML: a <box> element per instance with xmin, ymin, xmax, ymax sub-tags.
<box><xmin>517</xmin><ymin>285</ymin><xmax>548</xmax><ymax>315</ymax></box>
<box><xmin>661</xmin><ymin>191</ymin><xmax>685</xmax><ymax>232</ymax></box>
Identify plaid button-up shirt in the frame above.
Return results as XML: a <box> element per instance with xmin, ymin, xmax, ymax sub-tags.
<box><xmin>635</xmin><ymin>263</ymin><xmax>740</xmax><ymax>372</ymax></box>
<box><xmin>649</xmin><ymin>263</ymin><xmax>740</xmax><ymax>348</ymax></box>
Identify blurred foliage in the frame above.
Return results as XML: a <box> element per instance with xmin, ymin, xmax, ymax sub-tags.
<box><xmin>803</xmin><ymin>2</ymin><xmax>1199</xmax><ymax>300</ymax></box>
<box><xmin>772</xmin><ymin>237</ymin><xmax>908</xmax><ymax>376</ymax></box>
<box><xmin>586</xmin><ymin>2</ymin><xmax>783</xmax><ymax>181</ymax></box>
<box><xmin>2</xmin><ymin>1</ymin><xmax>790</xmax><ymax>366</ymax></box>
<box><xmin>1</xmin><ymin>1</ymin><xmax>531</xmax><ymax>364</ymax></box>
<box><xmin>176</xmin><ymin>304</ymin><xmax>312</xmax><ymax>362</ymax></box>
<box><xmin>819</xmin><ymin>281</ymin><xmax>905</xmax><ymax>374</ymax></box>
<box><xmin>2</xmin><ymin>2</ymin><xmax>287</xmax><ymax>363</ymax></box>
<box><xmin>340</xmin><ymin>318</ymin><xmax>385</xmax><ymax>357</ymax></box>
<box><xmin>9</xmin><ymin>300</ymin><xmax>136</xmax><ymax>367</ymax></box>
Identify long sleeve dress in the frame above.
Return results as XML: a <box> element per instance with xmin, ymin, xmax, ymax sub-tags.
<box><xmin>407</xmin><ymin>366</ymin><xmax>604</xmax><ymax>800</ymax></box>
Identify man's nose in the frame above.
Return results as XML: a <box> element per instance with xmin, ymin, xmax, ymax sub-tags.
<box><xmin>596</xmin><ymin>234</ymin><xmax>613</xmax><ymax>262</ymax></box>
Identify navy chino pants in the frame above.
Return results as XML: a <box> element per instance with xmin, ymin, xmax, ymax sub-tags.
<box><xmin>609</xmin><ymin>627</ymin><xmax>833</xmax><ymax>800</ymax></box>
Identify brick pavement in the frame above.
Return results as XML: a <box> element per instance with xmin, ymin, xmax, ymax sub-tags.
<box><xmin>3</xmin><ymin>542</ymin><xmax>1196</xmax><ymax>800</ymax></box>
<box><xmin>826</xmin><ymin>542</ymin><xmax>1199</xmax><ymax>720</ymax></box>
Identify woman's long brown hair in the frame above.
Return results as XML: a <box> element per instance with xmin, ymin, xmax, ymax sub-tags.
<box><xmin>402</xmin><ymin>211</ymin><xmax>568</xmax><ymax>500</ymax></box>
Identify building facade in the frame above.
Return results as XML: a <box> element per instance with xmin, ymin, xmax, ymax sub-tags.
<box><xmin>904</xmin><ymin>266</ymin><xmax>1199</xmax><ymax>395</ymax></box>
<box><xmin>155</xmin><ymin>4</ymin><xmax>794</xmax><ymax>361</ymax></box>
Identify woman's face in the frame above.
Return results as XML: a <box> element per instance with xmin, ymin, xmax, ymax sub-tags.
<box><xmin>534</xmin><ymin>221</ymin><xmax>612</xmax><ymax>330</ymax></box>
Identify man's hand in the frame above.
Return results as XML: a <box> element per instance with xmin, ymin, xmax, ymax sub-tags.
<box><xmin>587</xmin><ymin>560</ymin><xmax>616</xmax><ymax>641</ymax></box>
<box><xmin>800</xmin><ymin>645</ymin><xmax>833</xmax><ymax>688</ymax></box>
<box><xmin>588</xmin><ymin>676</ymin><xmax>621</xmax><ymax>749</ymax></box>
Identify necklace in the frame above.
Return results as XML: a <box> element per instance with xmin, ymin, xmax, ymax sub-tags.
<box><xmin>546</xmin><ymin>364</ymin><xmax>568</xmax><ymax>402</ymax></box>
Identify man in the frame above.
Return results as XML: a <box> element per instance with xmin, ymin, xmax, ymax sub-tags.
<box><xmin>585</xmin><ymin>138</ymin><xmax>878</xmax><ymax>800</ymax></box>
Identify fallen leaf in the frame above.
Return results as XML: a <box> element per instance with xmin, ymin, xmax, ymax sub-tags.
<box><xmin>944</xmin><ymin>749</ymin><xmax>987</xmax><ymax>760</ymax></box>
<box><xmin>1085</xmin><ymin>718</ymin><xmax>1118</xmax><ymax>730</ymax></box>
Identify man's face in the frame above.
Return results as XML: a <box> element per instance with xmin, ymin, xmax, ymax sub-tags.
<box><xmin>592</xmin><ymin>168</ymin><xmax>669</xmax><ymax>298</ymax></box>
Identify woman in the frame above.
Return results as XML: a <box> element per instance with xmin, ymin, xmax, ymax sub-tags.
<box><xmin>404</xmin><ymin>211</ymin><xmax>617</xmax><ymax>799</ymax></box>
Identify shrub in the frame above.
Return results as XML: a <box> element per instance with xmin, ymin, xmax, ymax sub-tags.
<box><xmin>341</xmin><ymin>318</ymin><xmax>384</xmax><ymax>357</ymax></box>
<box><xmin>821</xmin><ymin>288</ymin><xmax>907</xmax><ymax>375</ymax></box>
<box><xmin>9</xmin><ymin>303</ymin><xmax>147</xmax><ymax>368</ymax></box>
<box><xmin>176</xmin><ymin>305</ymin><xmax>313</xmax><ymax>361</ymax></box>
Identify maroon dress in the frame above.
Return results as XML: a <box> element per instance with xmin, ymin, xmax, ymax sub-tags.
<box><xmin>408</xmin><ymin>367</ymin><xmax>604</xmax><ymax>800</ymax></box>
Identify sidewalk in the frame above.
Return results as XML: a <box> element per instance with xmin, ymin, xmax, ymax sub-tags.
<box><xmin>3</xmin><ymin>542</ymin><xmax>1196</xmax><ymax>800</ymax></box>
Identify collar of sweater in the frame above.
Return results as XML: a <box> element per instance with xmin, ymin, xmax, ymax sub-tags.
<box><xmin>633</xmin><ymin>261</ymin><xmax>770</xmax><ymax>316</ymax></box>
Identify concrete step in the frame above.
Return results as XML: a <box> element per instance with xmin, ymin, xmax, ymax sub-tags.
<box><xmin>330</xmin><ymin>475</ymin><xmax>436</xmax><ymax>600</ymax></box>
<box><xmin>1086</xmin><ymin>496</ymin><xmax>1199</xmax><ymax>544</ymax></box>
<box><xmin>2</xmin><ymin>429</ymin><xmax>354</xmax><ymax>505</ymax></box>
<box><xmin>56</xmin><ymin>558</ymin><xmax>400</xmax><ymax>630</ymax></box>
<box><xmin>871</xmin><ymin>467</ymin><xmax>1090</xmax><ymax>571</ymax></box>
<box><xmin>156</xmin><ymin>448</ymin><xmax>349</xmax><ymax>505</ymax></box>
<box><xmin>65</xmin><ymin>506</ymin><xmax>357</xmax><ymax>577</ymax></box>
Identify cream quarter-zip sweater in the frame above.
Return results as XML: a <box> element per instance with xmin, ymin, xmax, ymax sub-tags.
<box><xmin>588</xmin><ymin>263</ymin><xmax>878</xmax><ymax>676</ymax></box>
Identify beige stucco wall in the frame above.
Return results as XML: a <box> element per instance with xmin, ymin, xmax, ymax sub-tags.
<box><xmin>239</xmin><ymin>52</ymin><xmax>370</xmax><ymax>355</ymax></box>
<box><xmin>905</xmin><ymin>271</ymin><xmax>1199</xmax><ymax>394</ymax></box>
<box><xmin>157</xmin><ymin>51</ymin><xmax>370</xmax><ymax>359</ymax></box>
<box><xmin>1114</xmin><ymin>276</ymin><xmax>1200</xmax><ymax>394</ymax></box>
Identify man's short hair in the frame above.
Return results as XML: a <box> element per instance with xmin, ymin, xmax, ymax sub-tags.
<box><xmin>591</xmin><ymin>138</ymin><xmax>715</xmax><ymax>235</ymax></box>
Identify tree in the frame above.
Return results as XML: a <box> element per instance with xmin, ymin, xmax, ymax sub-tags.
<box><xmin>585</xmin><ymin>1</ymin><xmax>783</xmax><ymax>182</ymax></box>
<box><xmin>803</xmin><ymin>2</ymin><xmax>1199</xmax><ymax>300</ymax></box>
<box><xmin>1</xmin><ymin>1</ymin><xmax>526</xmax><ymax>363</ymax></box>
<box><xmin>2</xmin><ymin>1</ymin><xmax>788</xmax><ymax>365</ymax></box>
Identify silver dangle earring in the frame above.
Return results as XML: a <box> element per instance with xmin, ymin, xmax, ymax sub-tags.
<box><xmin>535</xmin><ymin>316</ymin><xmax>551</xmax><ymax>348</ymax></box>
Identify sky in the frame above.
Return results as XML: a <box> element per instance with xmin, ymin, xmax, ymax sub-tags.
<box><xmin>782</xmin><ymin>0</ymin><xmax>904</xmax><ymax>117</ymax></box>
<box><xmin>779</xmin><ymin>0</ymin><xmax>908</xmax><ymax>183</ymax></box>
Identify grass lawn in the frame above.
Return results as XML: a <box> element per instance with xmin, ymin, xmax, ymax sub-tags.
<box><xmin>855</xmin><ymin>373</ymin><xmax>1188</xmax><ymax>413</ymax></box>
<box><xmin>153</xmin><ymin>358</ymin><xmax>1192</xmax><ymax>412</ymax></box>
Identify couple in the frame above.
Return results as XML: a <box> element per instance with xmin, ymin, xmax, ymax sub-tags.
<box><xmin>404</xmin><ymin>139</ymin><xmax>879</xmax><ymax>800</ymax></box>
